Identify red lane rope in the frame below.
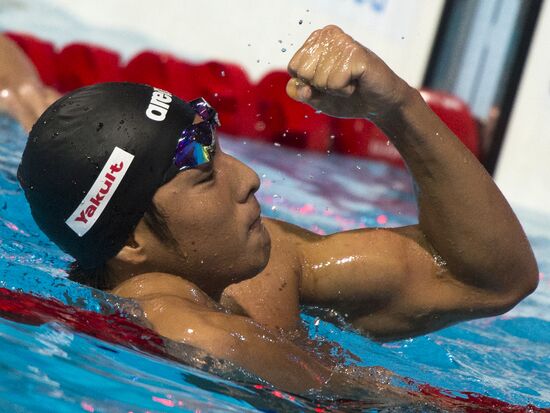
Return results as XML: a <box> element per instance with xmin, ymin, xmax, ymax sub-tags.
<box><xmin>4</xmin><ymin>31</ymin><xmax>480</xmax><ymax>164</ymax></box>
<box><xmin>0</xmin><ymin>287</ymin><xmax>165</xmax><ymax>355</ymax></box>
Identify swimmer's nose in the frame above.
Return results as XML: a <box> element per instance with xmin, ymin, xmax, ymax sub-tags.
<box><xmin>227</xmin><ymin>154</ymin><xmax>260</xmax><ymax>203</ymax></box>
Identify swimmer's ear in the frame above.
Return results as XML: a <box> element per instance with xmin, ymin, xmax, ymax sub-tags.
<box><xmin>110</xmin><ymin>221</ymin><xmax>150</xmax><ymax>268</ymax></box>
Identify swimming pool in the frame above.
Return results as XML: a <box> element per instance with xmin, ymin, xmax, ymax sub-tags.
<box><xmin>1</xmin><ymin>114</ymin><xmax>548</xmax><ymax>412</ymax></box>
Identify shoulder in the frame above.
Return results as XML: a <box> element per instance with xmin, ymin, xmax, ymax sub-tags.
<box><xmin>111</xmin><ymin>273</ymin><xmax>229</xmax><ymax>342</ymax></box>
<box><xmin>116</xmin><ymin>284</ymin><xmax>268</xmax><ymax>355</ymax></box>
<box><xmin>111</xmin><ymin>272</ymin><xmax>217</xmax><ymax>308</ymax></box>
<box><xmin>260</xmin><ymin>217</ymin><xmax>323</xmax><ymax>276</ymax></box>
<box><xmin>111</xmin><ymin>272</ymin><xmax>189</xmax><ymax>298</ymax></box>
<box><xmin>264</xmin><ymin>217</ymin><xmax>322</xmax><ymax>254</ymax></box>
<box><xmin>264</xmin><ymin>217</ymin><xmax>321</xmax><ymax>240</ymax></box>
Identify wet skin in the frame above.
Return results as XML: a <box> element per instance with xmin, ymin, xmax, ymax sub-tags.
<box><xmin>2</xmin><ymin>28</ymin><xmax>538</xmax><ymax>398</ymax></box>
<box><xmin>110</xmin><ymin>26</ymin><xmax>538</xmax><ymax>396</ymax></box>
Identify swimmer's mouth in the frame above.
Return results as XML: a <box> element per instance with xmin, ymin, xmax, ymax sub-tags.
<box><xmin>249</xmin><ymin>214</ymin><xmax>262</xmax><ymax>232</ymax></box>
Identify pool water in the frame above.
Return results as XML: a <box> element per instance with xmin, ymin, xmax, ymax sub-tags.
<box><xmin>0</xmin><ymin>114</ymin><xmax>549</xmax><ymax>412</ymax></box>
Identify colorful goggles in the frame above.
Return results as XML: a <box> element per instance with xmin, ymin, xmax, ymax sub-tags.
<box><xmin>173</xmin><ymin>98</ymin><xmax>220</xmax><ymax>170</ymax></box>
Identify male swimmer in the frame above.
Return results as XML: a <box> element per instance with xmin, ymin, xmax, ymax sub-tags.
<box><xmin>4</xmin><ymin>27</ymin><xmax>539</xmax><ymax>397</ymax></box>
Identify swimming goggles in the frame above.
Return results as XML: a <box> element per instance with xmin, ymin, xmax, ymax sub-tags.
<box><xmin>173</xmin><ymin>98</ymin><xmax>220</xmax><ymax>170</ymax></box>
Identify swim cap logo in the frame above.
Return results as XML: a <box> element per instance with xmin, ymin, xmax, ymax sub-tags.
<box><xmin>146</xmin><ymin>88</ymin><xmax>172</xmax><ymax>121</ymax></box>
<box><xmin>66</xmin><ymin>147</ymin><xmax>134</xmax><ymax>237</ymax></box>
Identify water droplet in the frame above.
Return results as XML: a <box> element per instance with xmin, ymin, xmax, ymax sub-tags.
<box><xmin>281</xmin><ymin>48</ymin><xmax>287</xmax><ymax>53</ymax></box>
<box><xmin>119</xmin><ymin>120</ymin><xmax>124</xmax><ymax>125</ymax></box>
<box><xmin>330</xmin><ymin>134</ymin><xmax>335</xmax><ymax>140</ymax></box>
<box><xmin>298</xmin><ymin>19</ymin><xmax>303</xmax><ymax>25</ymax></box>
<box><xmin>271</xmin><ymin>206</ymin><xmax>278</xmax><ymax>211</ymax></box>
<box><xmin>220</xmin><ymin>70</ymin><xmax>226</xmax><ymax>77</ymax></box>
<box><xmin>278</xmin><ymin>39</ymin><xmax>282</xmax><ymax>44</ymax></box>
<box><xmin>273</xmin><ymin>194</ymin><xmax>279</xmax><ymax>198</ymax></box>
<box><xmin>213</xmin><ymin>92</ymin><xmax>219</xmax><ymax>97</ymax></box>
<box><xmin>256</xmin><ymin>59</ymin><xmax>260</xmax><ymax>63</ymax></box>
<box><xmin>356</xmin><ymin>165</ymin><xmax>361</xmax><ymax>170</ymax></box>
<box><xmin>247</xmin><ymin>43</ymin><xmax>251</xmax><ymax>47</ymax></box>
<box><xmin>315</xmin><ymin>110</ymin><xmax>322</xmax><ymax>114</ymax></box>
<box><xmin>297</xmin><ymin>153</ymin><xmax>302</xmax><ymax>157</ymax></box>
<box><xmin>274</xmin><ymin>142</ymin><xmax>281</xmax><ymax>147</ymax></box>
<box><xmin>386</xmin><ymin>140</ymin><xmax>390</xmax><ymax>146</ymax></box>
<box><xmin>254</xmin><ymin>121</ymin><xmax>266</xmax><ymax>132</ymax></box>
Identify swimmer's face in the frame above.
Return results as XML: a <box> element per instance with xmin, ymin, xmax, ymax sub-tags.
<box><xmin>135</xmin><ymin>117</ymin><xmax>271</xmax><ymax>295</ymax></box>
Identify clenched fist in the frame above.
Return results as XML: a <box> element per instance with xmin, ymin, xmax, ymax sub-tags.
<box><xmin>286</xmin><ymin>25</ymin><xmax>411</xmax><ymax>120</ymax></box>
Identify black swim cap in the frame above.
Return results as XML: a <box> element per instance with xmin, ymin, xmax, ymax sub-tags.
<box><xmin>17</xmin><ymin>82</ymin><xmax>196</xmax><ymax>268</ymax></box>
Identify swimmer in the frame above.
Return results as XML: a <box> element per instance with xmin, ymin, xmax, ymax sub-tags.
<box><xmin>7</xmin><ymin>26</ymin><xmax>540</xmax><ymax>398</ymax></box>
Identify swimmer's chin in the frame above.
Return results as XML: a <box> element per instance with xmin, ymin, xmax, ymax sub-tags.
<box><xmin>235</xmin><ymin>224</ymin><xmax>272</xmax><ymax>283</ymax></box>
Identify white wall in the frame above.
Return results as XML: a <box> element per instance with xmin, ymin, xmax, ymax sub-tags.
<box><xmin>495</xmin><ymin>0</ymin><xmax>550</xmax><ymax>213</ymax></box>
<box><xmin>0</xmin><ymin>0</ymin><xmax>443</xmax><ymax>86</ymax></box>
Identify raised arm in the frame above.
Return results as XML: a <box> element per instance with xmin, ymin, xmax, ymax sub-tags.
<box><xmin>284</xmin><ymin>26</ymin><xmax>538</xmax><ymax>340</ymax></box>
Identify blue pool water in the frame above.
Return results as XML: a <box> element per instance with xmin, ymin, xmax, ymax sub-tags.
<box><xmin>1</xmin><ymin>114</ymin><xmax>549</xmax><ymax>412</ymax></box>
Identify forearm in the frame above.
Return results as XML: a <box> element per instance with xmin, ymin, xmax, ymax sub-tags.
<box><xmin>139</xmin><ymin>294</ymin><xmax>411</xmax><ymax>400</ymax></box>
<box><xmin>188</xmin><ymin>318</ymin><xmax>413</xmax><ymax>403</ymax></box>
<box><xmin>0</xmin><ymin>34</ymin><xmax>59</xmax><ymax>131</ymax></box>
<box><xmin>374</xmin><ymin>87</ymin><xmax>538</xmax><ymax>295</ymax></box>
<box><xmin>0</xmin><ymin>35</ymin><xmax>42</xmax><ymax>85</ymax></box>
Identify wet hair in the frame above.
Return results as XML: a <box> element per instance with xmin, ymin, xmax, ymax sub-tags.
<box><xmin>67</xmin><ymin>201</ymin><xmax>178</xmax><ymax>289</ymax></box>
